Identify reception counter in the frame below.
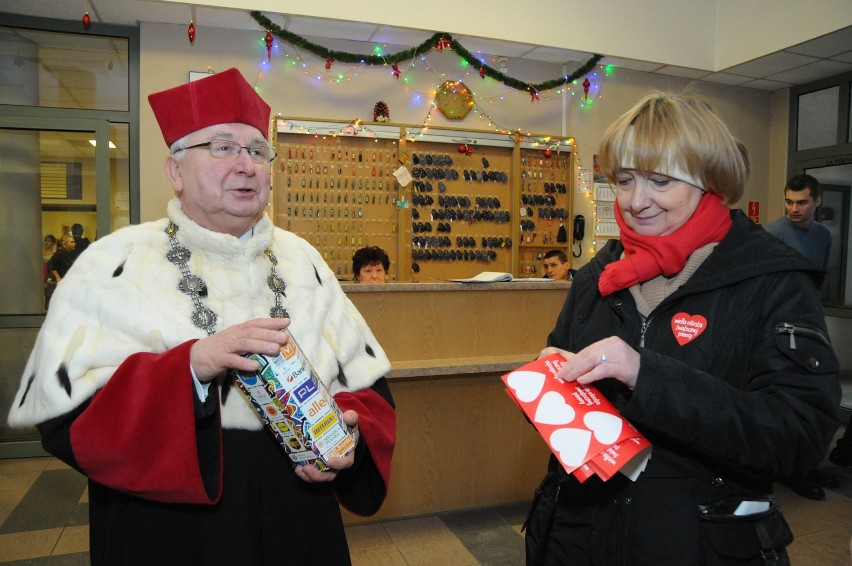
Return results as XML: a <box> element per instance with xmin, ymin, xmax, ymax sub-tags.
<box><xmin>340</xmin><ymin>280</ymin><xmax>570</xmax><ymax>523</ymax></box>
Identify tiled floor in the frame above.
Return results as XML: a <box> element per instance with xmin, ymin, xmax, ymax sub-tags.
<box><xmin>1</xmin><ymin>454</ymin><xmax>850</xmax><ymax>565</ymax></box>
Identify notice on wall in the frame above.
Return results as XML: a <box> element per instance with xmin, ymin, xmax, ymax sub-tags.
<box><xmin>577</xmin><ymin>167</ymin><xmax>592</xmax><ymax>193</ymax></box>
<box><xmin>747</xmin><ymin>201</ymin><xmax>761</xmax><ymax>224</ymax></box>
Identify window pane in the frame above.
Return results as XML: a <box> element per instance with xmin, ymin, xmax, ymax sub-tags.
<box><xmin>39</xmin><ymin>130</ymin><xmax>98</xmax><ymax>311</ymax></box>
<box><xmin>0</xmin><ymin>26</ymin><xmax>129</xmax><ymax>111</ymax></box>
<box><xmin>110</xmin><ymin>123</ymin><xmax>131</xmax><ymax>231</ymax></box>
<box><xmin>797</xmin><ymin>86</ymin><xmax>839</xmax><ymax>150</ymax></box>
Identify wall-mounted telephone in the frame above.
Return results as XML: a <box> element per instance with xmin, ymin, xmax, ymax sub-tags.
<box><xmin>573</xmin><ymin>214</ymin><xmax>585</xmax><ymax>241</ymax></box>
<box><xmin>572</xmin><ymin>214</ymin><xmax>585</xmax><ymax>258</ymax></box>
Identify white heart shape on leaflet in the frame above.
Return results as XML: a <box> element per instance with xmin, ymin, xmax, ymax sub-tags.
<box><xmin>550</xmin><ymin>428</ymin><xmax>592</xmax><ymax>467</ymax></box>
<box><xmin>506</xmin><ymin>371</ymin><xmax>546</xmax><ymax>403</ymax></box>
<box><xmin>583</xmin><ymin>411</ymin><xmax>623</xmax><ymax>445</ymax></box>
<box><xmin>534</xmin><ymin>391</ymin><xmax>576</xmax><ymax>425</ymax></box>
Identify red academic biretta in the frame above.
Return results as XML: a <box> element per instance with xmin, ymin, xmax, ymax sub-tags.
<box><xmin>148</xmin><ymin>67</ymin><xmax>271</xmax><ymax>147</ymax></box>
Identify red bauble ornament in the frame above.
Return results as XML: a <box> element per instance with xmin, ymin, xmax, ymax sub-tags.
<box><xmin>265</xmin><ymin>30</ymin><xmax>273</xmax><ymax>60</ymax></box>
<box><xmin>457</xmin><ymin>144</ymin><xmax>466</xmax><ymax>153</ymax></box>
<box><xmin>187</xmin><ymin>21</ymin><xmax>196</xmax><ymax>44</ymax></box>
<box><xmin>544</xmin><ymin>148</ymin><xmax>553</xmax><ymax>158</ymax></box>
<box><xmin>82</xmin><ymin>12</ymin><xmax>91</xmax><ymax>30</ymax></box>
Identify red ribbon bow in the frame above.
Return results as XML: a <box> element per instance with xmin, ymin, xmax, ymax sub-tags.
<box><xmin>530</xmin><ymin>90</ymin><xmax>540</xmax><ymax>102</ymax></box>
<box><xmin>325</xmin><ymin>57</ymin><xmax>334</xmax><ymax>70</ymax></box>
<box><xmin>436</xmin><ymin>37</ymin><xmax>451</xmax><ymax>50</ymax></box>
<box><xmin>392</xmin><ymin>64</ymin><xmax>400</xmax><ymax>79</ymax></box>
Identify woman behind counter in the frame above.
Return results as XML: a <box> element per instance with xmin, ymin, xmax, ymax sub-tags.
<box><xmin>352</xmin><ymin>245</ymin><xmax>389</xmax><ymax>283</ymax></box>
<box><xmin>524</xmin><ymin>92</ymin><xmax>840</xmax><ymax>565</ymax></box>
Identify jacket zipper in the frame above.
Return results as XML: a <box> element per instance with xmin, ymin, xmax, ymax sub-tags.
<box><xmin>640</xmin><ymin>317</ymin><xmax>652</xmax><ymax>347</ymax></box>
<box><xmin>775</xmin><ymin>322</ymin><xmax>830</xmax><ymax>350</ymax></box>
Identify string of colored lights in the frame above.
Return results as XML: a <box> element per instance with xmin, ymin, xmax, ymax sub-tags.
<box><xmin>250</xmin><ymin>11</ymin><xmax>602</xmax><ymax>95</ymax></box>
<box><xmin>250</xmin><ymin>26</ymin><xmax>613</xmax><ymax>139</ymax></box>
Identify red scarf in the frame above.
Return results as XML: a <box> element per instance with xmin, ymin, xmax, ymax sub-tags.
<box><xmin>598</xmin><ymin>192</ymin><xmax>732</xmax><ymax>296</ymax></box>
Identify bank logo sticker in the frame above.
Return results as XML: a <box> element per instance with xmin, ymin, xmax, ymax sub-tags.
<box><xmin>280</xmin><ymin>342</ymin><xmax>297</xmax><ymax>360</ymax></box>
<box><xmin>292</xmin><ymin>378</ymin><xmax>318</xmax><ymax>404</ymax></box>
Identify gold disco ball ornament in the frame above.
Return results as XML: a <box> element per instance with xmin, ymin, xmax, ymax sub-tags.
<box><xmin>436</xmin><ymin>80</ymin><xmax>473</xmax><ymax>120</ymax></box>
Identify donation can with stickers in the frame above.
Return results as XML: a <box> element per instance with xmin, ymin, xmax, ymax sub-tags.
<box><xmin>232</xmin><ymin>334</ymin><xmax>356</xmax><ymax>471</ymax></box>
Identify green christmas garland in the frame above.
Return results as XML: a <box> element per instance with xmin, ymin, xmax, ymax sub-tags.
<box><xmin>251</xmin><ymin>11</ymin><xmax>603</xmax><ymax>95</ymax></box>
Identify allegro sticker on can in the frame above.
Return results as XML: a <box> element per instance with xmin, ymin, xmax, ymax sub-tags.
<box><xmin>232</xmin><ymin>337</ymin><xmax>355</xmax><ymax>471</ymax></box>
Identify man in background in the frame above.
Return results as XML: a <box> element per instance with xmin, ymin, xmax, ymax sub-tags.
<box><xmin>542</xmin><ymin>249</ymin><xmax>571</xmax><ymax>281</ymax></box>
<box><xmin>765</xmin><ymin>174</ymin><xmax>830</xmax><ymax>269</ymax></box>
<box><xmin>70</xmin><ymin>223</ymin><xmax>90</xmax><ymax>258</ymax></box>
<box><xmin>766</xmin><ymin>173</ymin><xmax>836</xmax><ymax>500</ymax></box>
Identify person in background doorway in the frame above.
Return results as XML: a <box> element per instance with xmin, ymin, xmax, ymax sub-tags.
<box><xmin>765</xmin><ymin>174</ymin><xmax>830</xmax><ymax>269</ymax></box>
<box><xmin>71</xmin><ymin>223</ymin><xmax>91</xmax><ymax>259</ymax></box>
<box><xmin>48</xmin><ymin>234</ymin><xmax>76</xmax><ymax>283</ymax></box>
<box><xmin>42</xmin><ymin>234</ymin><xmax>57</xmax><ymax>277</ymax></box>
<box><xmin>523</xmin><ymin>92</ymin><xmax>840</xmax><ymax>565</ymax></box>
<box><xmin>542</xmin><ymin>249</ymin><xmax>571</xmax><ymax>281</ymax></box>
<box><xmin>8</xmin><ymin>68</ymin><xmax>395</xmax><ymax>566</ymax></box>
<box><xmin>352</xmin><ymin>246</ymin><xmax>389</xmax><ymax>283</ymax></box>
<box><xmin>765</xmin><ymin>174</ymin><xmax>837</xmax><ymax>500</ymax></box>
<box><xmin>42</xmin><ymin>234</ymin><xmax>57</xmax><ymax>309</ymax></box>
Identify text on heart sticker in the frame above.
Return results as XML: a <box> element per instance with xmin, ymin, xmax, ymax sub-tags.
<box><xmin>671</xmin><ymin>312</ymin><xmax>707</xmax><ymax>346</ymax></box>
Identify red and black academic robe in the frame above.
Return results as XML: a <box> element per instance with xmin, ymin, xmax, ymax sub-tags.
<box><xmin>38</xmin><ymin>341</ymin><xmax>395</xmax><ymax>566</ymax></box>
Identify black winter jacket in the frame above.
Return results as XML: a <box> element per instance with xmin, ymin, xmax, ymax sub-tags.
<box><xmin>531</xmin><ymin>210</ymin><xmax>841</xmax><ymax>565</ymax></box>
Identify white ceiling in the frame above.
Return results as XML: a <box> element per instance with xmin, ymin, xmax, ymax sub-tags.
<box><xmin>1</xmin><ymin>0</ymin><xmax>851</xmax><ymax>91</ymax></box>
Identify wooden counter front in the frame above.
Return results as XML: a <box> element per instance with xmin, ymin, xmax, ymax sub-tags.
<box><xmin>340</xmin><ymin>281</ymin><xmax>569</xmax><ymax>524</ymax></box>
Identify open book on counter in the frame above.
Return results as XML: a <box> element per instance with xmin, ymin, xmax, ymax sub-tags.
<box><xmin>450</xmin><ymin>271</ymin><xmax>551</xmax><ymax>283</ymax></box>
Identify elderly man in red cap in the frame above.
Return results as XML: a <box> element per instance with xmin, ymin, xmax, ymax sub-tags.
<box><xmin>8</xmin><ymin>68</ymin><xmax>396</xmax><ymax>565</ymax></box>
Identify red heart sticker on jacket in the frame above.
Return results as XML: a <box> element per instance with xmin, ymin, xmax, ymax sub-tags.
<box><xmin>671</xmin><ymin>313</ymin><xmax>707</xmax><ymax>346</ymax></box>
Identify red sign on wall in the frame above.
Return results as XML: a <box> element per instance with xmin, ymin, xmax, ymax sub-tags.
<box><xmin>747</xmin><ymin>201</ymin><xmax>760</xmax><ymax>224</ymax></box>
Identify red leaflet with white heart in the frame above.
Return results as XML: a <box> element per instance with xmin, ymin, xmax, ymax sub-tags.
<box><xmin>502</xmin><ymin>353</ymin><xmax>651</xmax><ymax>482</ymax></box>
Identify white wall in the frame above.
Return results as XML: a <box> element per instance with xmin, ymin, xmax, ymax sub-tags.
<box><xmin>169</xmin><ymin>0</ymin><xmax>852</xmax><ymax>72</ymax></box>
<box><xmin>139</xmin><ymin>22</ymin><xmax>785</xmax><ymax>267</ymax></box>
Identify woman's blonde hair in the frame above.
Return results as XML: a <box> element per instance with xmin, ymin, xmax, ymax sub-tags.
<box><xmin>597</xmin><ymin>91</ymin><xmax>749</xmax><ymax>204</ymax></box>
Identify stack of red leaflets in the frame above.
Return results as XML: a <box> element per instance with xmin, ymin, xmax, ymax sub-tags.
<box><xmin>502</xmin><ymin>353</ymin><xmax>651</xmax><ymax>483</ymax></box>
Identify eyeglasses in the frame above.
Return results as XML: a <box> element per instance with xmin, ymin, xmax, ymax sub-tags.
<box><xmin>176</xmin><ymin>139</ymin><xmax>277</xmax><ymax>164</ymax></box>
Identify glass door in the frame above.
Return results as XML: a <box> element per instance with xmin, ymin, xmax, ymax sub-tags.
<box><xmin>0</xmin><ymin>117</ymin><xmax>127</xmax><ymax>457</ymax></box>
<box><xmin>803</xmin><ymin>162</ymin><xmax>852</xmax><ymax>307</ymax></box>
